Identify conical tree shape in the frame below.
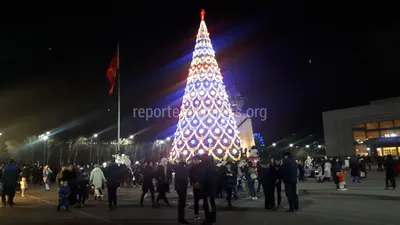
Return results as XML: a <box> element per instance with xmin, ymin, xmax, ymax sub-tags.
<box><xmin>170</xmin><ymin>10</ymin><xmax>242</xmax><ymax>161</ymax></box>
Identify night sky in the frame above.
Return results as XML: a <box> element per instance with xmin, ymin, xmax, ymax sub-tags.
<box><xmin>1</xmin><ymin>2</ymin><xmax>399</xmax><ymax>144</ymax></box>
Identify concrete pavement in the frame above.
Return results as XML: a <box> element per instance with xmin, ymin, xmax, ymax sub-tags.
<box><xmin>0</xmin><ymin>170</ymin><xmax>399</xmax><ymax>225</ymax></box>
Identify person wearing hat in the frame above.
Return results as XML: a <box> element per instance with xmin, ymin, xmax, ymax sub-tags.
<box><xmin>281</xmin><ymin>152</ymin><xmax>299</xmax><ymax>212</ymax></box>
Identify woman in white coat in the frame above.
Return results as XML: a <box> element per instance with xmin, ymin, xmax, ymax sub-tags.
<box><xmin>90</xmin><ymin>164</ymin><xmax>106</xmax><ymax>200</ymax></box>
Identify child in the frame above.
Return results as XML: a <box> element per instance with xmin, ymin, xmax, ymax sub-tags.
<box><xmin>337</xmin><ymin>170</ymin><xmax>347</xmax><ymax>191</ymax></box>
<box><xmin>57</xmin><ymin>181</ymin><xmax>70</xmax><ymax>211</ymax></box>
<box><xmin>20</xmin><ymin>177</ymin><xmax>28</xmax><ymax>197</ymax></box>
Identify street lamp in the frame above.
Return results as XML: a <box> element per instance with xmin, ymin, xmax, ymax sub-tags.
<box><xmin>166</xmin><ymin>137</ymin><xmax>170</xmax><ymax>141</ymax></box>
<box><xmin>0</xmin><ymin>133</ymin><xmax>2</xmax><ymax>136</ymax></box>
<box><xmin>289</xmin><ymin>143</ymin><xmax>293</xmax><ymax>147</ymax></box>
<box><xmin>46</xmin><ymin>131</ymin><xmax>50</xmax><ymax>135</ymax></box>
<box><xmin>306</xmin><ymin>145</ymin><xmax>310</xmax><ymax>148</ymax></box>
<box><xmin>91</xmin><ymin>134</ymin><xmax>98</xmax><ymax>163</ymax></box>
<box><xmin>318</xmin><ymin>145</ymin><xmax>322</xmax><ymax>148</ymax></box>
<box><xmin>129</xmin><ymin>135</ymin><xmax>134</xmax><ymax>139</ymax></box>
<box><xmin>42</xmin><ymin>135</ymin><xmax>49</xmax><ymax>165</ymax></box>
<box><xmin>272</xmin><ymin>143</ymin><xmax>276</xmax><ymax>147</ymax></box>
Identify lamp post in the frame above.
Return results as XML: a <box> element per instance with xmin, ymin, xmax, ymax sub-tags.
<box><xmin>90</xmin><ymin>134</ymin><xmax>98</xmax><ymax>164</ymax></box>
<box><xmin>42</xmin><ymin>135</ymin><xmax>48</xmax><ymax>165</ymax></box>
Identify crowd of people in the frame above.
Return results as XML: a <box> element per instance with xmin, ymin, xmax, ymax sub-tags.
<box><xmin>1</xmin><ymin>151</ymin><xmax>398</xmax><ymax>224</ymax></box>
<box><xmin>0</xmin><ymin>151</ymin><xmax>301</xmax><ymax>225</ymax></box>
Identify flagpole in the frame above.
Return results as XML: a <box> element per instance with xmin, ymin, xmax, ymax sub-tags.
<box><xmin>117</xmin><ymin>43</ymin><xmax>121</xmax><ymax>154</ymax></box>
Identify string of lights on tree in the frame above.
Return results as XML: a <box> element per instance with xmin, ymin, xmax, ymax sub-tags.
<box><xmin>253</xmin><ymin>133</ymin><xmax>265</xmax><ymax>147</ymax></box>
<box><xmin>169</xmin><ymin>10</ymin><xmax>242</xmax><ymax>161</ymax></box>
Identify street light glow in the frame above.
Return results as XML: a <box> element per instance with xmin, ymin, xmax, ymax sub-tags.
<box><xmin>129</xmin><ymin>135</ymin><xmax>134</xmax><ymax>139</ymax></box>
<box><xmin>306</xmin><ymin>145</ymin><xmax>310</xmax><ymax>148</ymax></box>
<box><xmin>318</xmin><ymin>145</ymin><xmax>322</xmax><ymax>148</ymax></box>
<box><xmin>93</xmin><ymin>134</ymin><xmax>98</xmax><ymax>138</ymax></box>
<box><xmin>272</xmin><ymin>143</ymin><xmax>276</xmax><ymax>146</ymax></box>
<box><xmin>0</xmin><ymin>133</ymin><xmax>2</xmax><ymax>136</ymax></box>
<box><xmin>166</xmin><ymin>137</ymin><xmax>170</xmax><ymax>141</ymax></box>
<box><xmin>42</xmin><ymin>135</ymin><xmax>48</xmax><ymax>140</ymax></box>
<box><xmin>159</xmin><ymin>140</ymin><xmax>164</xmax><ymax>144</ymax></box>
<box><xmin>46</xmin><ymin>131</ymin><xmax>50</xmax><ymax>135</ymax></box>
<box><xmin>289</xmin><ymin>144</ymin><xmax>294</xmax><ymax>147</ymax></box>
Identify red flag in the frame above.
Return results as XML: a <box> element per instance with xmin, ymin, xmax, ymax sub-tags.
<box><xmin>107</xmin><ymin>53</ymin><xmax>119</xmax><ymax>94</ymax></box>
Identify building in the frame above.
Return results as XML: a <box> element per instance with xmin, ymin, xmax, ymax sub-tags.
<box><xmin>323</xmin><ymin>97</ymin><xmax>400</xmax><ymax>157</ymax></box>
<box><xmin>234</xmin><ymin>113</ymin><xmax>255</xmax><ymax>154</ymax></box>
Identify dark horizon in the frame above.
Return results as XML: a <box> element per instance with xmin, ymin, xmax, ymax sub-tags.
<box><xmin>1</xmin><ymin>3</ymin><xmax>398</xmax><ymax>144</ymax></box>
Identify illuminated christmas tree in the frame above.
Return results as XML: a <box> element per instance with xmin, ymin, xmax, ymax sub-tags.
<box><xmin>169</xmin><ymin>9</ymin><xmax>242</xmax><ymax>161</ymax></box>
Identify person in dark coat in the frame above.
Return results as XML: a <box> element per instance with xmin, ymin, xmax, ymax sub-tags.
<box><xmin>273</xmin><ymin>158</ymin><xmax>282</xmax><ymax>208</ymax></box>
<box><xmin>259</xmin><ymin>160</ymin><xmax>272</xmax><ymax>209</ymax></box>
<box><xmin>260</xmin><ymin>159</ymin><xmax>278</xmax><ymax>210</ymax></box>
<box><xmin>350</xmin><ymin>159</ymin><xmax>361</xmax><ymax>182</ymax></box>
<box><xmin>384</xmin><ymin>154</ymin><xmax>396</xmax><ymax>190</ymax></box>
<box><xmin>62</xmin><ymin>165</ymin><xmax>78</xmax><ymax>206</ymax></box>
<box><xmin>189</xmin><ymin>155</ymin><xmax>203</xmax><ymax>220</ymax></box>
<box><xmin>140</xmin><ymin>161</ymin><xmax>156</xmax><ymax>207</ymax></box>
<box><xmin>106</xmin><ymin>161</ymin><xmax>119</xmax><ymax>210</ymax></box>
<box><xmin>155</xmin><ymin>158</ymin><xmax>171</xmax><ymax>207</ymax></box>
<box><xmin>169</xmin><ymin>155</ymin><xmax>190</xmax><ymax>224</ymax></box>
<box><xmin>331</xmin><ymin>158</ymin><xmax>341</xmax><ymax>190</ymax></box>
<box><xmin>198</xmin><ymin>155</ymin><xmax>218</xmax><ymax>225</ymax></box>
<box><xmin>222</xmin><ymin>162</ymin><xmax>237</xmax><ymax>207</ymax></box>
<box><xmin>1</xmin><ymin>159</ymin><xmax>19</xmax><ymax>207</ymax></box>
<box><xmin>281</xmin><ymin>152</ymin><xmax>299</xmax><ymax>212</ymax></box>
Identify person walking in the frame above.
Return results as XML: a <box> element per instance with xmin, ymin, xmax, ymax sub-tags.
<box><xmin>384</xmin><ymin>155</ymin><xmax>396</xmax><ymax>190</ymax></box>
<box><xmin>1</xmin><ymin>159</ymin><xmax>19</xmax><ymax>207</ymax></box>
<box><xmin>140</xmin><ymin>161</ymin><xmax>156</xmax><ymax>207</ymax></box>
<box><xmin>43</xmin><ymin>165</ymin><xmax>52</xmax><ymax>191</ymax></box>
<box><xmin>106</xmin><ymin>161</ymin><xmax>119</xmax><ymax>210</ymax></box>
<box><xmin>155</xmin><ymin>158</ymin><xmax>171</xmax><ymax>207</ymax></box>
<box><xmin>90</xmin><ymin>164</ymin><xmax>106</xmax><ymax>201</ymax></box>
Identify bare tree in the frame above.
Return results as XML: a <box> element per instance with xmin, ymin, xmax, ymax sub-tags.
<box><xmin>46</xmin><ymin>138</ymin><xmax>62</xmax><ymax>164</ymax></box>
<box><xmin>67</xmin><ymin>141</ymin><xmax>73</xmax><ymax>164</ymax></box>
<box><xmin>71</xmin><ymin>137</ymin><xmax>88</xmax><ymax>164</ymax></box>
<box><xmin>5</xmin><ymin>140</ymin><xmax>22</xmax><ymax>162</ymax></box>
<box><xmin>24</xmin><ymin>136</ymin><xmax>40</xmax><ymax>163</ymax></box>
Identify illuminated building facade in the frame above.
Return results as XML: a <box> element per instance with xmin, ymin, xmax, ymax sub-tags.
<box><xmin>323</xmin><ymin>97</ymin><xmax>400</xmax><ymax>157</ymax></box>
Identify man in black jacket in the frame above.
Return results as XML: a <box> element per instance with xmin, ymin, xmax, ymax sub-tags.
<box><xmin>198</xmin><ymin>155</ymin><xmax>218</xmax><ymax>225</ymax></box>
<box><xmin>385</xmin><ymin>154</ymin><xmax>396</xmax><ymax>190</ymax></box>
<box><xmin>189</xmin><ymin>155</ymin><xmax>202</xmax><ymax>220</ymax></box>
<box><xmin>331</xmin><ymin>158</ymin><xmax>341</xmax><ymax>190</ymax></box>
<box><xmin>170</xmin><ymin>155</ymin><xmax>190</xmax><ymax>224</ymax></box>
<box><xmin>281</xmin><ymin>152</ymin><xmax>299</xmax><ymax>212</ymax></box>
<box><xmin>106</xmin><ymin>161</ymin><xmax>119</xmax><ymax>210</ymax></box>
<box><xmin>140</xmin><ymin>161</ymin><xmax>156</xmax><ymax>207</ymax></box>
<box><xmin>1</xmin><ymin>159</ymin><xmax>19</xmax><ymax>207</ymax></box>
